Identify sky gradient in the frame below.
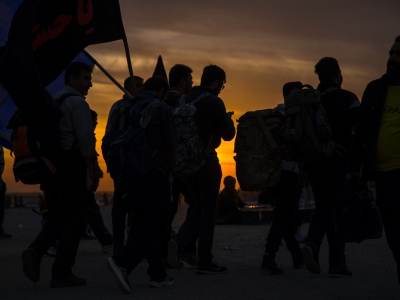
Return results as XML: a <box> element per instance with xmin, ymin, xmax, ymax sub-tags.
<box><xmin>3</xmin><ymin>0</ymin><xmax>400</xmax><ymax>192</ymax></box>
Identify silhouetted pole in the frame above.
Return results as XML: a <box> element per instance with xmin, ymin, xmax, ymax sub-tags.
<box><xmin>123</xmin><ymin>38</ymin><xmax>138</xmax><ymax>96</ymax></box>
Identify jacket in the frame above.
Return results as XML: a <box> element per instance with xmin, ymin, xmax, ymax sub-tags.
<box><xmin>318</xmin><ymin>82</ymin><xmax>360</xmax><ymax>153</ymax></box>
<box><xmin>184</xmin><ymin>86</ymin><xmax>236</xmax><ymax>157</ymax></box>
<box><xmin>126</xmin><ymin>90</ymin><xmax>178</xmax><ymax>172</ymax></box>
<box><xmin>54</xmin><ymin>86</ymin><xmax>97</xmax><ymax>158</ymax></box>
<box><xmin>347</xmin><ymin>74</ymin><xmax>390</xmax><ymax>181</ymax></box>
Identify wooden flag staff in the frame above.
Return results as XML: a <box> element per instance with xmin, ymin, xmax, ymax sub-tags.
<box><xmin>94</xmin><ymin>61</ymin><xmax>132</xmax><ymax>97</ymax></box>
<box><xmin>123</xmin><ymin>38</ymin><xmax>138</xmax><ymax>96</ymax></box>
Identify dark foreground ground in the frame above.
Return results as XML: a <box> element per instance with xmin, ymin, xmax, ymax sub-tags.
<box><xmin>0</xmin><ymin>204</ymin><xmax>399</xmax><ymax>300</ymax></box>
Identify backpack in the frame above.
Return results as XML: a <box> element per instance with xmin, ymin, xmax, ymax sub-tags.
<box><xmin>8</xmin><ymin>93</ymin><xmax>74</xmax><ymax>185</ymax></box>
<box><xmin>171</xmin><ymin>92</ymin><xmax>211</xmax><ymax>178</ymax></box>
<box><xmin>234</xmin><ymin>108</ymin><xmax>284</xmax><ymax>191</ymax></box>
<box><xmin>283</xmin><ymin>85</ymin><xmax>346</xmax><ymax>163</ymax></box>
<box><xmin>101</xmin><ymin>97</ymin><xmax>160</xmax><ymax>183</ymax></box>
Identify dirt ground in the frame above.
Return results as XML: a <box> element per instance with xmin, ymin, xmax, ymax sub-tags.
<box><xmin>0</xmin><ymin>204</ymin><xmax>399</xmax><ymax>300</ymax></box>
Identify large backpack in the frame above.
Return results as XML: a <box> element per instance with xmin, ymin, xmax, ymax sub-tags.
<box><xmin>172</xmin><ymin>92</ymin><xmax>211</xmax><ymax>178</ymax></box>
<box><xmin>283</xmin><ymin>85</ymin><xmax>345</xmax><ymax>163</ymax></box>
<box><xmin>8</xmin><ymin>93</ymin><xmax>74</xmax><ymax>185</ymax></box>
<box><xmin>101</xmin><ymin>97</ymin><xmax>160</xmax><ymax>183</ymax></box>
<box><xmin>234</xmin><ymin>108</ymin><xmax>284</xmax><ymax>191</ymax></box>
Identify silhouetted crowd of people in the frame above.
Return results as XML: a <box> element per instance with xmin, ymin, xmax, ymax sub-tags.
<box><xmin>13</xmin><ymin>35</ymin><xmax>400</xmax><ymax>295</ymax></box>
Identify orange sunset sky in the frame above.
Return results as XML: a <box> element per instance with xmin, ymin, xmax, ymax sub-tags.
<box><xmin>2</xmin><ymin>0</ymin><xmax>400</xmax><ymax>192</ymax></box>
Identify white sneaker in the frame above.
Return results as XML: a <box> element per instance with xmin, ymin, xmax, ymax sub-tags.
<box><xmin>46</xmin><ymin>247</ymin><xmax>57</xmax><ymax>257</ymax></box>
<box><xmin>107</xmin><ymin>257</ymin><xmax>131</xmax><ymax>294</ymax></box>
<box><xmin>149</xmin><ymin>276</ymin><xmax>174</xmax><ymax>288</ymax></box>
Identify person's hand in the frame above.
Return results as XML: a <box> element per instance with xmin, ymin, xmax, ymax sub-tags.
<box><xmin>227</xmin><ymin>111</ymin><xmax>234</xmax><ymax>118</ymax></box>
<box><xmin>346</xmin><ymin>172</ymin><xmax>360</xmax><ymax>182</ymax></box>
<box><xmin>88</xmin><ymin>167</ymin><xmax>100</xmax><ymax>192</ymax></box>
<box><xmin>97</xmin><ymin>168</ymin><xmax>104</xmax><ymax>179</ymax></box>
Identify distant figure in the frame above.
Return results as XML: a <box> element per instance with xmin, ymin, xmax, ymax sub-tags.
<box><xmin>22</xmin><ymin>61</ymin><xmax>99</xmax><ymax>288</ymax></box>
<box><xmin>107</xmin><ymin>76</ymin><xmax>177</xmax><ymax>294</ymax></box>
<box><xmin>0</xmin><ymin>146</ymin><xmax>11</xmax><ymax>238</ymax></box>
<box><xmin>217</xmin><ymin>176</ymin><xmax>245</xmax><ymax>224</ymax></box>
<box><xmin>163</xmin><ymin>64</ymin><xmax>198</xmax><ymax>266</ymax></box>
<box><xmin>302</xmin><ymin>57</ymin><xmax>360</xmax><ymax>277</ymax></box>
<box><xmin>105</xmin><ymin>75</ymin><xmax>143</xmax><ymax>254</ymax></box>
<box><xmin>261</xmin><ymin>82</ymin><xmax>304</xmax><ymax>275</ymax></box>
<box><xmin>347</xmin><ymin>35</ymin><xmax>400</xmax><ymax>285</ymax></box>
<box><xmin>168</xmin><ymin>64</ymin><xmax>236</xmax><ymax>274</ymax></box>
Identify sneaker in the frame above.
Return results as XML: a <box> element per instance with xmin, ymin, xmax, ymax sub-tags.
<box><xmin>329</xmin><ymin>264</ymin><xmax>352</xmax><ymax>278</ymax></box>
<box><xmin>180</xmin><ymin>250</ymin><xmax>199</xmax><ymax>267</ymax></box>
<box><xmin>149</xmin><ymin>276</ymin><xmax>174</xmax><ymax>288</ymax></box>
<box><xmin>46</xmin><ymin>247</ymin><xmax>57</xmax><ymax>257</ymax></box>
<box><xmin>50</xmin><ymin>275</ymin><xmax>86</xmax><ymax>288</ymax></box>
<box><xmin>167</xmin><ymin>240</ymin><xmax>183</xmax><ymax>269</ymax></box>
<box><xmin>107</xmin><ymin>257</ymin><xmax>131</xmax><ymax>294</ymax></box>
<box><xmin>22</xmin><ymin>248</ymin><xmax>41</xmax><ymax>282</ymax></box>
<box><xmin>261</xmin><ymin>254</ymin><xmax>284</xmax><ymax>275</ymax></box>
<box><xmin>0</xmin><ymin>231</ymin><xmax>12</xmax><ymax>238</ymax></box>
<box><xmin>197</xmin><ymin>263</ymin><xmax>227</xmax><ymax>274</ymax></box>
<box><xmin>302</xmin><ymin>244</ymin><xmax>321</xmax><ymax>274</ymax></box>
<box><xmin>102</xmin><ymin>244</ymin><xmax>113</xmax><ymax>254</ymax></box>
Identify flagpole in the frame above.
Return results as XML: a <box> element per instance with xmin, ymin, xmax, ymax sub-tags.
<box><xmin>83</xmin><ymin>50</ymin><xmax>132</xmax><ymax>98</ymax></box>
<box><xmin>94</xmin><ymin>60</ymin><xmax>132</xmax><ymax>97</ymax></box>
<box><xmin>123</xmin><ymin>38</ymin><xmax>138</xmax><ymax>96</ymax></box>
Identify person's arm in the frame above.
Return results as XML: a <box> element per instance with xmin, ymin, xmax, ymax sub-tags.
<box><xmin>212</xmin><ymin>97</ymin><xmax>236</xmax><ymax>142</ymax></box>
<box><xmin>71</xmin><ymin>99</ymin><xmax>99</xmax><ymax>191</ymax></box>
<box><xmin>348</xmin><ymin>92</ymin><xmax>361</xmax><ymax>130</ymax></box>
<box><xmin>84</xmin><ymin>157</ymin><xmax>99</xmax><ymax>191</ymax></box>
<box><xmin>346</xmin><ymin>83</ymin><xmax>374</xmax><ymax>179</ymax></box>
<box><xmin>105</xmin><ymin>100</ymin><xmax>120</xmax><ymax>133</ymax></box>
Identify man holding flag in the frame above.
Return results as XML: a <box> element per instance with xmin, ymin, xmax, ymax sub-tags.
<box><xmin>0</xmin><ymin>0</ymin><xmax>129</xmax><ymax>288</ymax></box>
<box><xmin>22</xmin><ymin>61</ymin><xmax>99</xmax><ymax>287</ymax></box>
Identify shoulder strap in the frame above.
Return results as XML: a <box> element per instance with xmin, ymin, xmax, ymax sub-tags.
<box><xmin>179</xmin><ymin>95</ymin><xmax>186</xmax><ymax>107</ymax></box>
<box><xmin>55</xmin><ymin>93</ymin><xmax>76</xmax><ymax>106</ymax></box>
<box><xmin>321</xmin><ymin>87</ymin><xmax>340</xmax><ymax>96</ymax></box>
<box><xmin>140</xmin><ymin>102</ymin><xmax>161</xmax><ymax>129</ymax></box>
<box><xmin>255</xmin><ymin>110</ymin><xmax>278</xmax><ymax>149</ymax></box>
<box><xmin>191</xmin><ymin>92</ymin><xmax>211</xmax><ymax>106</ymax></box>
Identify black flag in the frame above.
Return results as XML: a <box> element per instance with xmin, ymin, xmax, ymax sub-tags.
<box><xmin>152</xmin><ymin>55</ymin><xmax>168</xmax><ymax>79</ymax></box>
<box><xmin>0</xmin><ymin>0</ymin><xmax>126</xmax><ymax>125</ymax></box>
